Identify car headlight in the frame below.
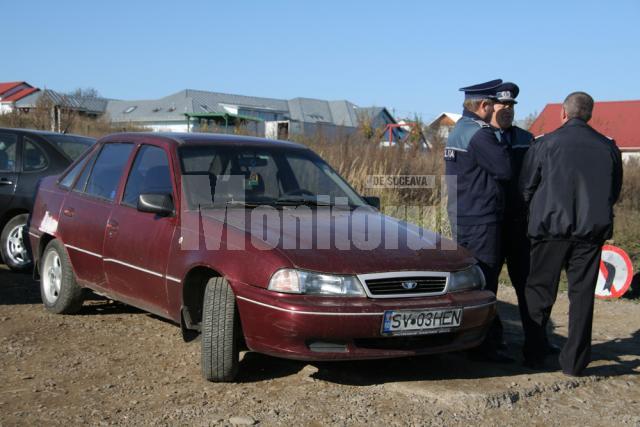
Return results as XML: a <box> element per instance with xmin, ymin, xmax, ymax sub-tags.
<box><xmin>448</xmin><ymin>265</ymin><xmax>485</xmax><ymax>292</ymax></box>
<box><xmin>268</xmin><ymin>269</ymin><xmax>365</xmax><ymax>296</ymax></box>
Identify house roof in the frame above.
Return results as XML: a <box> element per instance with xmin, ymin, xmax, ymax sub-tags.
<box><xmin>14</xmin><ymin>89</ymin><xmax>108</xmax><ymax>113</ymax></box>
<box><xmin>427</xmin><ymin>112</ymin><xmax>462</xmax><ymax>127</ymax></box>
<box><xmin>0</xmin><ymin>81</ymin><xmax>38</xmax><ymax>103</ymax></box>
<box><xmin>529</xmin><ymin>100</ymin><xmax>640</xmax><ymax>151</ymax></box>
<box><xmin>0</xmin><ymin>82</ymin><xmax>24</xmax><ymax>95</ymax></box>
<box><xmin>105</xmin><ymin>88</ymin><xmax>382</xmax><ymax>128</ymax></box>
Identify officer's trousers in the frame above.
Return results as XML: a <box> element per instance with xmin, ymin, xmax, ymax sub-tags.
<box><xmin>500</xmin><ymin>220</ymin><xmax>539</xmax><ymax>351</ymax></box>
<box><xmin>456</xmin><ymin>222</ymin><xmax>503</xmax><ymax>348</ymax></box>
<box><xmin>524</xmin><ymin>239</ymin><xmax>602</xmax><ymax>375</ymax></box>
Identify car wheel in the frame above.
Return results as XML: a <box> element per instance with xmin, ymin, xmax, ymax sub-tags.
<box><xmin>1</xmin><ymin>214</ymin><xmax>32</xmax><ymax>271</ymax></box>
<box><xmin>201</xmin><ymin>277</ymin><xmax>240</xmax><ymax>382</ymax></box>
<box><xmin>40</xmin><ymin>239</ymin><xmax>84</xmax><ymax>314</ymax></box>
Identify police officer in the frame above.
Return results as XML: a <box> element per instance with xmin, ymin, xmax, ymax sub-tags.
<box><xmin>520</xmin><ymin>91</ymin><xmax>623</xmax><ymax>376</ymax></box>
<box><xmin>490</xmin><ymin>82</ymin><xmax>560</xmax><ymax>357</ymax></box>
<box><xmin>445</xmin><ymin>79</ymin><xmax>513</xmax><ymax>363</ymax></box>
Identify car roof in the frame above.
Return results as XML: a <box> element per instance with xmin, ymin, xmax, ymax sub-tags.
<box><xmin>0</xmin><ymin>127</ymin><xmax>95</xmax><ymax>140</ymax></box>
<box><xmin>99</xmin><ymin>132</ymin><xmax>307</xmax><ymax>150</ymax></box>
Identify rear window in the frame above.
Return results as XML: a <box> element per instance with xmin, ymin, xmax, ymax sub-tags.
<box><xmin>44</xmin><ymin>134</ymin><xmax>96</xmax><ymax>160</ymax></box>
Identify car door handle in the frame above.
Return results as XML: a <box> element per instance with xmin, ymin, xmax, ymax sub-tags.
<box><xmin>0</xmin><ymin>179</ymin><xmax>13</xmax><ymax>185</ymax></box>
<box><xmin>106</xmin><ymin>220</ymin><xmax>119</xmax><ymax>232</ymax></box>
<box><xmin>63</xmin><ymin>207</ymin><xmax>75</xmax><ymax>217</ymax></box>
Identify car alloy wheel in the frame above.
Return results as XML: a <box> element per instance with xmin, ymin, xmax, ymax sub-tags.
<box><xmin>42</xmin><ymin>249</ymin><xmax>62</xmax><ymax>304</ymax></box>
<box><xmin>6</xmin><ymin>223</ymin><xmax>29</xmax><ymax>267</ymax></box>
<box><xmin>39</xmin><ymin>239</ymin><xmax>84</xmax><ymax>314</ymax></box>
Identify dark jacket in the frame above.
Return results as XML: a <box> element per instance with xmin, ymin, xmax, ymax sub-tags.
<box><xmin>495</xmin><ymin>126</ymin><xmax>534</xmax><ymax>222</ymax></box>
<box><xmin>445</xmin><ymin>109</ymin><xmax>512</xmax><ymax>226</ymax></box>
<box><xmin>520</xmin><ymin>118</ymin><xmax>623</xmax><ymax>242</ymax></box>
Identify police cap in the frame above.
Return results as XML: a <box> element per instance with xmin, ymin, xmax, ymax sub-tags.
<box><xmin>494</xmin><ymin>82</ymin><xmax>520</xmax><ymax>104</ymax></box>
<box><xmin>459</xmin><ymin>79</ymin><xmax>503</xmax><ymax>100</ymax></box>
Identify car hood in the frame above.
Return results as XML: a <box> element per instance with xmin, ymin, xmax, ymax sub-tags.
<box><xmin>207</xmin><ymin>207</ymin><xmax>475</xmax><ymax>275</ymax></box>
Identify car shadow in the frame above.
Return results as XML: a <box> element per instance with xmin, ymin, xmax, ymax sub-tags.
<box><xmin>236</xmin><ymin>352</ymin><xmax>308</xmax><ymax>382</ymax></box>
<box><xmin>3</xmin><ymin>266</ymin><xmax>636</xmax><ymax>383</ymax></box>
<box><xmin>0</xmin><ymin>267</ymin><xmax>41</xmax><ymax>305</ymax></box>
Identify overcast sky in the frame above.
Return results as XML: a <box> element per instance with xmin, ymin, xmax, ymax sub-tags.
<box><xmin>4</xmin><ymin>0</ymin><xmax>639</xmax><ymax>121</ymax></box>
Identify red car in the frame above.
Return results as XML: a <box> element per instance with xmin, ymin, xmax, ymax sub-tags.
<box><xmin>29</xmin><ymin>133</ymin><xmax>496</xmax><ymax>382</ymax></box>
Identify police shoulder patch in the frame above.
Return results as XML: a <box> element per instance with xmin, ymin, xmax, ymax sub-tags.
<box><xmin>444</xmin><ymin>148</ymin><xmax>457</xmax><ymax>161</ymax></box>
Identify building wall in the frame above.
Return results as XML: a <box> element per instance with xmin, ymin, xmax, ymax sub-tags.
<box><xmin>0</xmin><ymin>104</ymin><xmax>14</xmax><ymax>115</ymax></box>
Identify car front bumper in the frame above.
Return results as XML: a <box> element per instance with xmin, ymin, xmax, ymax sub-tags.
<box><xmin>233</xmin><ymin>282</ymin><xmax>496</xmax><ymax>361</ymax></box>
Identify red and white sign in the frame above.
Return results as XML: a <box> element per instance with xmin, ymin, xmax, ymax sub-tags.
<box><xmin>595</xmin><ymin>245</ymin><xmax>634</xmax><ymax>299</ymax></box>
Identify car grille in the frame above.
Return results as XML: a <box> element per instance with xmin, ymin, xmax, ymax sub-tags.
<box><xmin>361</xmin><ymin>274</ymin><xmax>448</xmax><ymax>298</ymax></box>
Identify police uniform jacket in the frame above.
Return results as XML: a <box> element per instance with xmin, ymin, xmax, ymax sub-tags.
<box><xmin>520</xmin><ymin>118</ymin><xmax>623</xmax><ymax>243</ymax></box>
<box><xmin>495</xmin><ymin>126</ymin><xmax>534</xmax><ymax>222</ymax></box>
<box><xmin>445</xmin><ymin>109</ymin><xmax>512</xmax><ymax>225</ymax></box>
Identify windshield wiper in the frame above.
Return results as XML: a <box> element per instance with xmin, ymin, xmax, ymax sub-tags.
<box><xmin>275</xmin><ymin>197</ymin><xmax>333</xmax><ymax>207</ymax></box>
<box><xmin>222</xmin><ymin>200</ymin><xmax>264</xmax><ymax>208</ymax></box>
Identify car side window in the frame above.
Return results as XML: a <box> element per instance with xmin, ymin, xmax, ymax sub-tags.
<box><xmin>23</xmin><ymin>137</ymin><xmax>48</xmax><ymax>172</ymax></box>
<box><xmin>84</xmin><ymin>143</ymin><xmax>134</xmax><ymax>201</ymax></box>
<box><xmin>60</xmin><ymin>150</ymin><xmax>94</xmax><ymax>189</ymax></box>
<box><xmin>122</xmin><ymin>145</ymin><xmax>173</xmax><ymax>207</ymax></box>
<box><xmin>0</xmin><ymin>132</ymin><xmax>18</xmax><ymax>172</ymax></box>
<box><xmin>73</xmin><ymin>150</ymin><xmax>98</xmax><ymax>193</ymax></box>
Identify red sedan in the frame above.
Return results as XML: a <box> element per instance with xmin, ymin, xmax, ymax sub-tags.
<box><xmin>29</xmin><ymin>133</ymin><xmax>496</xmax><ymax>382</ymax></box>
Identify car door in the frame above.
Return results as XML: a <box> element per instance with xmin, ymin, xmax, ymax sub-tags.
<box><xmin>0</xmin><ymin>131</ymin><xmax>19</xmax><ymax>211</ymax></box>
<box><xmin>102</xmin><ymin>144</ymin><xmax>177</xmax><ymax>316</ymax></box>
<box><xmin>57</xmin><ymin>142</ymin><xmax>135</xmax><ymax>289</ymax></box>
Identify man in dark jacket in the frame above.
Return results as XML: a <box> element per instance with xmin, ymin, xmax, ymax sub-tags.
<box><xmin>490</xmin><ymin>83</ymin><xmax>559</xmax><ymax>356</ymax></box>
<box><xmin>520</xmin><ymin>91</ymin><xmax>623</xmax><ymax>376</ymax></box>
<box><xmin>445</xmin><ymin>79</ymin><xmax>513</xmax><ymax>362</ymax></box>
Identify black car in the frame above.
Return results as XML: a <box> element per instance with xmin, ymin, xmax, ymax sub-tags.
<box><xmin>0</xmin><ymin>128</ymin><xmax>95</xmax><ymax>271</ymax></box>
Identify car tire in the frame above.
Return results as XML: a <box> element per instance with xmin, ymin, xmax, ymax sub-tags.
<box><xmin>40</xmin><ymin>239</ymin><xmax>84</xmax><ymax>314</ymax></box>
<box><xmin>1</xmin><ymin>214</ymin><xmax>32</xmax><ymax>271</ymax></box>
<box><xmin>201</xmin><ymin>277</ymin><xmax>240</xmax><ymax>382</ymax></box>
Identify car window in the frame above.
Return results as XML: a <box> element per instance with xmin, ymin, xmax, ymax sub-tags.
<box><xmin>122</xmin><ymin>145</ymin><xmax>173</xmax><ymax>207</ymax></box>
<box><xmin>60</xmin><ymin>150</ymin><xmax>94</xmax><ymax>189</ymax></box>
<box><xmin>44</xmin><ymin>134</ymin><xmax>96</xmax><ymax>160</ymax></box>
<box><xmin>73</xmin><ymin>149</ymin><xmax>98</xmax><ymax>193</ymax></box>
<box><xmin>178</xmin><ymin>145</ymin><xmax>365</xmax><ymax>208</ymax></box>
<box><xmin>0</xmin><ymin>132</ymin><xmax>18</xmax><ymax>172</ymax></box>
<box><xmin>84</xmin><ymin>143</ymin><xmax>134</xmax><ymax>201</ymax></box>
<box><xmin>23</xmin><ymin>138</ymin><xmax>48</xmax><ymax>172</ymax></box>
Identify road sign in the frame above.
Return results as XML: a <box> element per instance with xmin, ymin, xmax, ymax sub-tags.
<box><xmin>595</xmin><ymin>245</ymin><xmax>634</xmax><ymax>299</ymax></box>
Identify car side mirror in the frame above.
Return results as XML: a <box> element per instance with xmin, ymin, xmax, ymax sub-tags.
<box><xmin>137</xmin><ymin>193</ymin><xmax>174</xmax><ymax>216</ymax></box>
<box><xmin>363</xmin><ymin>196</ymin><xmax>380</xmax><ymax>210</ymax></box>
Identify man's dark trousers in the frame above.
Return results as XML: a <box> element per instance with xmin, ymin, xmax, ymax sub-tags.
<box><xmin>501</xmin><ymin>219</ymin><xmax>537</xmax><ymax>350</ymax></box>
<box><xmin>525</xmin><ymin>239</ymin><xmax>602</xmax><ymax>375</ymax></box>
<box><xmin>456</xmin><ymin>222</ymin><xmax>503</xmax><ymax>348</ymax></box>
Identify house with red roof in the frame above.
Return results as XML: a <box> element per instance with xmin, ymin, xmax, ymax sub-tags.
<box><xmin>529</xmin><ymin>100</ymin><xmax>640</xmax><ymax>161</ymax></box>
<box><xmin>0</xmin><ymin>82</ymin><xmax>40</xmax><ymax>114</ymax></box>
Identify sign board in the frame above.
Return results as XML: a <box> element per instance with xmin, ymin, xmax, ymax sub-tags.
<box><xmin>595</xmin><ymin>245</ymin><xmax>633</xmax><ymax>299</ymax></box>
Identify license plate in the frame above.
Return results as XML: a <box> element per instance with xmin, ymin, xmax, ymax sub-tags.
<box><xmin>381</xmin><ymin>308</ymin><xmax>463</xmax><ymax>336</ymax></box>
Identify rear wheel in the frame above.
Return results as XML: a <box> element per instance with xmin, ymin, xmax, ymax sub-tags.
<box><xmin>201</xmin><ymin>277</ymin><xmax>240</xmax><ymax>382</ymax></box>
<box><xmin>1</xmin><ymin>214</ymin><xmax>32</xmax><ymax>271</ymax></box>
<box><xmin>40</xmin><ymin>239</ymin><xmax>84</xmax><ymax>314</ymax></box>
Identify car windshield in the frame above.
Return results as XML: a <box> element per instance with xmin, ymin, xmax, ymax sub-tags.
<box><xmin>179</xmin><ymin>145</ymin><xmax>367</xmax><ymax>208</ymax></box>
<box><xmin>44</xmin><ymin>134</ymin><xmax>96</xmax><ymax>160</ymax></box>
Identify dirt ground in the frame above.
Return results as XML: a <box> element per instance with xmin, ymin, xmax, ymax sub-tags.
<box><xmin>1</xmin><ymin>264</ymin><xmax>639</xmax><ymax>426</ymax></box>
